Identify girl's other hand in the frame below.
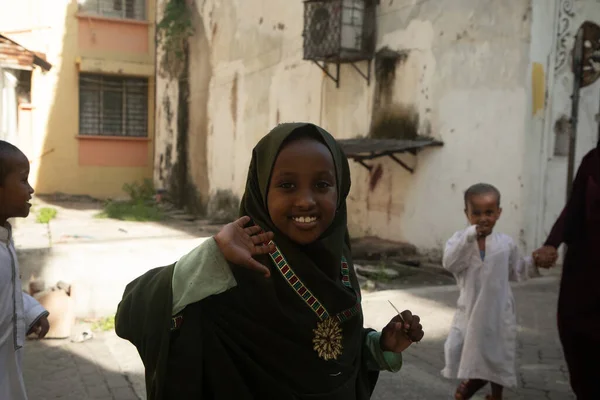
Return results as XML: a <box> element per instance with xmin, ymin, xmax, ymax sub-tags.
<box><xmin>214</xmin><ymin>216</ymin><xmax>275</xmax><ymax>277</ymax></box>
<box><xmin>380</xmin><ymin>310</ymin><xmax>424</xmax><ymax>353</ymax></box>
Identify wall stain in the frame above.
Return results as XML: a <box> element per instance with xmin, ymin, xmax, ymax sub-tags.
<box><xmin>369</xmin><ymin>47</ymin><xmax>420</xmax><ymax>140</ymax></box>
<box><xmin>169</xmin><ymin>40</ymin><xmax>191</xmax><ymax>210</ymax></box>
<box><xmin>158</xmin><ymin>85</ymin><xmax>174</xmax><ymax>185</ymax></box>
<box><xmin>164</xmin><ymin>2</ymin><xmax>209</xmax><ymax>215</ymax></box>
<box><xmin>230</xmin><ymin>72</ymin><xmax>238</xmax><ymax>137</ymax></box>
<box><xmin>369</xmin><ymin>164</ymin><xmax>383</xmax><ymax>191</ymax></box>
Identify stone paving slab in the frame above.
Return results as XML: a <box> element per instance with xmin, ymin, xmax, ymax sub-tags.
<box><xmin>23</xmin><ymin>331</ymin><xmax>142</xmax><ymax>400</ymax></box>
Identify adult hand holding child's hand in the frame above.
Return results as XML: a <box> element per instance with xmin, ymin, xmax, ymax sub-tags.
<box><xmin>214</xmin><ymin>216</ymin><xmax>276</xmax><ymax>278</ymax></box>
<box><xmin>532</xmin><ymin>245</ymin><xmax>558</xmax><ymax>269</ymax></box>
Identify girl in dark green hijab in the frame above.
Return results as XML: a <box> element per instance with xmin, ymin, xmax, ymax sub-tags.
<box><xmin>115</xmin><ymin>123</ymin><xmax>424</xmax><ymax>399</ymax></box>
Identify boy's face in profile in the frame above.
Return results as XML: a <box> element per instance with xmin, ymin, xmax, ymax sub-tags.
<box><xmin>464</xmin><ymin>193</ymin><xmax>502</xmax><ymax>237</ymax></box>
<box><xmin>267</xmin><ymin>137</ymin><xmax>337</xmax><ymax>245</ymax></box>
<box><xmin>0</xmin><ymin>151</ymin><xmax>34</xmax><ymax>223</ymax></box>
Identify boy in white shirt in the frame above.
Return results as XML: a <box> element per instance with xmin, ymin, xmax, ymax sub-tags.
<box><xmin>441</xmin><ymin>183</ymin><xmax>532</xmax><ymax>400</ymax></box>
<box><xmin>0</xmin><ymin>140</ymin><xmax>50</xmax><ymax>400</ymax></box>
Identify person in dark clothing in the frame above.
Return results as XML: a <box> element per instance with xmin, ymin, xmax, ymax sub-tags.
<box><xmin>533</xmin><ymin>140</ymin><xmax>600</xmax><ymax>399</ymax></box>
<box><xmin>114</xmin><ymin>123</ymin><xmax>425</xmax><ymax>399</ymax></box>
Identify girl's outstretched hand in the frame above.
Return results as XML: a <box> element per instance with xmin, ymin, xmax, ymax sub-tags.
<box><xmin>380</xmin><ymin>310</ymin><xmax>424</xmax><ymax>353</ymax></box>
<box><xmin>214</xmin><ymin>216</ymin><xmax>275</xmax><ymax>277</ymax></box>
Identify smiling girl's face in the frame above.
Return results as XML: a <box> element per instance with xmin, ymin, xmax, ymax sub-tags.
<box><xmin>266</xmin><ymin>137</ymin><xmax>337</xmax><ymax>245</ymax></box>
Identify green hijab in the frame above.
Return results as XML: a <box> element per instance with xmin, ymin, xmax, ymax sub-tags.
<box><xmin>241</xmin><ymin>122</ymin><xmax>352</xmax><ymax>279</ymax></box>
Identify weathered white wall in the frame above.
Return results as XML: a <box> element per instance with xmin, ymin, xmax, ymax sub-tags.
<box><xmin>541</xmin><ymin>0</ymin><xmax>600</xmax><ymax>242</ymax></box>
<box><xmin>155</xmin><ymin>0</ymin><xmax>541</xmax><ymax>253</ymax></box>
<box><xmin>339</xmin><ymin>1</ymin><xmax>533</xmax><ymax>253</ymax></box>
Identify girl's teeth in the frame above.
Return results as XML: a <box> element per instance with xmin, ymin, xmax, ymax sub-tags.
<box><xmin>294</xmin><ymin>216</ymin><xmax>316</xmax><ymax>223</ymax></box>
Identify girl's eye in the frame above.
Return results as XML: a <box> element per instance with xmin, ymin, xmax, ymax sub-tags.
<box><xmin>279</xmin><ymin>182</ymin><xmax>294</xmax><ymax>189</ymax></box>
<box><xmin>316</xmin><ymin>181</ymin><xmax>332</xmax><ymax>189</ymax></box>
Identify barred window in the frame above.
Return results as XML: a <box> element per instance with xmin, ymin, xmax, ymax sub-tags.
<box><xmin>79</xmin><ymin>74</ymin><xmax>148</xmax><ymax>137</ymax></box>
<box><xmin>78</xmin><ymin>0</ymin><xmax>146</xmax><ymax>21</ymax></box>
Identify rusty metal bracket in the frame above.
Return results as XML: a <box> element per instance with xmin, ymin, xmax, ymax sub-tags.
<box><xmin>351</xmin><ymin>152</ymin><xmax>414</xmax><ymax>174</ymax></box>
<box><xmin>388</xmin><ymin>153</ymin><xmax>414</xmax><ymax>173</ymax></box>
<box><xmin>356</xmin><ymin>159</ymin><xmax>373</xmax><ymax>171</ymax></box>
<box><xmin>349</xmin><ymin>60</ymin><xmax>371</xmax><ymax>86</ymax></box>
<box><xmin>313</xmin><ymin>61</ymin><xmax>340</xmax><ymax>88</ymax></box>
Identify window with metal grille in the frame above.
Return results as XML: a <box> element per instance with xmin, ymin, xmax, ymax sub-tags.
<box><xmin>78</xmin><ymin>0</ymin><xmax>146</xmax><ymax>21</ymax></box>
<box><xmin>79</xmin><ymin>74</ymin><xmax>148</xmax><ymax>137</ymax></box>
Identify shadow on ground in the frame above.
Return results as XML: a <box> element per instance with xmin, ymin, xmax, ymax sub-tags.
<box><xmin>20</xmin><ymin>275</ymin><xmax>573</xmax><ymax>400</ymax></box>
<box><xmin>23</xmin><ymin>330</ymin><xmax>144</xmax><ymax>400</ymax></box>
<box><xmin>368</xmin><ymin>278</ymin><xmax>574</xmax><ymax>400</ymax></box>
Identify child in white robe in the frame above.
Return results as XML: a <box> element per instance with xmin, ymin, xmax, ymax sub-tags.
<box><xmin>441</xmin><ymin>183</ymin><xmax>533</xmax><ymax>400</ymax></box>
<box><xmin>0</xmin><ymin>140</ymin><xmax>50</xmax><ymax>400</ymax></box>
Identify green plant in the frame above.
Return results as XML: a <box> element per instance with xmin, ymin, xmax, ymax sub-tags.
<box><xmin>35</xmin><ymin>207</ymin><xmax>57</xmax><ymax>247</ymax></box>
<box><xmin>91</xmin><ymin>315</ymin><xmax>115</xmax><ymax>332</ymax></box>
<box><xmin>157</xmin><ymin>0</ymin><xmax>194</xmax><ymax>76</ymax></box>
<box><xmin>96</xmin><ymin>180</ymin><xmax>164</xmax><ymax>222</ymax></box>
<box><xmin>98</xmin><ymin>201</ymin><xmax>164</xmax><ymax>222</ymax></box>
<box><xmin>123</xmin><ymin>179</ymin><xmax>155</xmax><ymax>203</ymax></box>
<box><xmin>36</xmin><ymin>207</ymin><xmax>57</xmax><ymax>224</ymax></box>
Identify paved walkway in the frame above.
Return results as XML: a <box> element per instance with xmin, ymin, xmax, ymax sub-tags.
<box><xmin>23</xmin><ymin>331</ymin><xmax>143</xmax><ymax>400</ymax></box>
<box><xmin>367</xmin><ymin>273</ymin><xmax>573</xmax><ymax>400</ymax></box>
<box><xmin>23</xmin><ymin>271</ymin><xmax>573</xmax><ymax>400</ymax></box>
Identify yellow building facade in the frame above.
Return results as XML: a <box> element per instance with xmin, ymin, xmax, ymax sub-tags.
<box><xmin>0</xmin><ymin>0</ymin><xmax>155</xmax><ymax>199</ymax></box>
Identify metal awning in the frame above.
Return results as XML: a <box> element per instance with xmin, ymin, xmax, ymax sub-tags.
<box><xmin>0</xmin><ymin>34</ymin><xmax>52</xmax><ymax>71</ymax></box>
<box><xmin>337</xmin><ymin>138</ymin><xmax>443</xmax><ymax>173</ymax></box>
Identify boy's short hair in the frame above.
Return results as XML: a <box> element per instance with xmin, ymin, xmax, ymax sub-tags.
<box><xmin>464</xmin><ymin>183</ymin><xmax>501</xmax><ymax>207</ymax></box>
<box><xmin>0</xmin><ymin>140</ymin><xmax>24</xmax><ymax>185</ymax></box>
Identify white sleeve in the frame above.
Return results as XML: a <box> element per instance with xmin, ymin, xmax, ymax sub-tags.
<box><xmin>442</xmin><ymin>226</ymin><xmax>478</xmax><ymax>274</ymax></box>
<box><xmin>508</xmin><ymin>241</ymin><xmax>532</xmax><ymax>282</ymax></box>
<box><xmin>22</xmin><ymin>292</ymin><xmax>49</xmax><ymax>332</ymax></box>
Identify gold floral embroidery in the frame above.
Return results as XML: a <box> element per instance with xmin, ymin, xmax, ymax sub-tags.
<box><xmin>313</xmin><ymin>317</ymin><xmax>343</xmax><ymax>361</ymax></box>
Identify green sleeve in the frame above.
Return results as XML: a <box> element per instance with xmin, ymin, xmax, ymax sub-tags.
<box><xmin>363</xmin><ymin>331</ymin><xmax>403</xmax><ymax>372</ymax></box>
<box><xmin>172</xmin><ymin>237</ymin><xmax>238</xmax><ymax>315</ymax></box>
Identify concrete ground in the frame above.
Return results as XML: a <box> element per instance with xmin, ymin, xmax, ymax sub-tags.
<box><xmin>18</xmin><ymin>199</ymin><xmax>573</xmax><ymax>399</ymax></box>
<box><xmin>13</xmin><ymin>197</ymin><xmax>221</xmax><ymax>318</ymax></box>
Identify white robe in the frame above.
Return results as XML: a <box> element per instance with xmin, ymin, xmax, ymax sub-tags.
<box><xmin>0</xmin><ymin>223</ymin><xmax>48</xmax><ymax>400</ymax></box>
<box><xmin>441</xmin><ymin>225</ymin><xmax>529</xmax><ymax>388</ymax></box>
